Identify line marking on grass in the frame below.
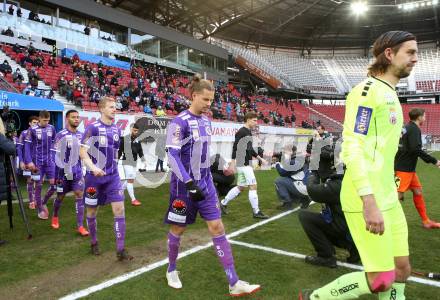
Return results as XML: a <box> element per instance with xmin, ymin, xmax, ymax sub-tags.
<box><xmin>229</xmin><ymin>240</ymin><xmax>440</xmax><ymax>288</ymax></box>
<box><xmin>60</xmin><ymin>206</ymin><xmax>304</xmax><ymax>300</ymax></box>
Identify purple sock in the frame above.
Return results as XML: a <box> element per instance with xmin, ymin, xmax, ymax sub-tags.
<box><xmin>34</xmin><ymin>182</ymin><xmax>42</xmax><ymax>212</ymax></box>
<box><xmin>114</xmin><ymin>216</ymin><xmax>126</xmax><ymax>252</ymax></box>
<box><xmin>212</xmin><ymin>234</ymin><xmax>239</xmax><ymax>286</ymax></box>
<box><xmin>86</xmin><ymin>216</ymin><xmax>97</xmax><ymax>245</ymax></box>
<box><xmin>43</xmin><ymin>185</ymin><xmax>56</xmax><ymax>205</ymax></box>
<box><xmin>27</xmin><ymin>182</ymin><xmax>34</xmax><ymax>204</ymax></box>
<box><xmin>75</xmin><ymin>198</ymin><xmax>85</xmax><ymax>228</ymax></box>
<box><xmin>167</xmin><ymin>232</ymin><xmax>180</xmax><ymax>272</ymax></box>
<box><xmin>53</xmin><ymin>198</ymin><xmax>62</xmax><ymax>217</ymax></box>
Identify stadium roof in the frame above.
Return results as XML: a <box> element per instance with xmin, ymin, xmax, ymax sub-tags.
<box><xmin>99</xmin><ymin>0</ymin><xmax>440</xmax><ymax>49</ymax></box>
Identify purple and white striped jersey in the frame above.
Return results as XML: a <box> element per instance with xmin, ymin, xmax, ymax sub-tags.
<box><xmin>24</xmin><ymin>124</ymin><xmax>56</xmax><ymax>165</ymax></box>
<box><xmin>81</xmin><ymin>120</ymin><xmax>121</xmax><ymax>176</ymax></box>
<box><xmin>52</xmin><ymin>128</ymin><xmax>83</xmax><ymax>180</ymax></box>
<box><xmin>166</xmin><ymin>110</ymin><xmax>212</xmax><ymax>184</ymax></box>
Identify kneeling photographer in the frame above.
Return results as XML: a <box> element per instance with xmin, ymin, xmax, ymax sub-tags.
<box><xmin>274</xmin><ymin>145</ymin><xmax>310</xmax><ymax>210</ymax></box>
<box><xmin>299</xmin><ymin>140</ymin><xmax>359</xmax><ymax>268</ymax></box>
<box><xmin>0</xmin><ymin>118</ymin><xmax>18</xmax><ymax>245</ymax></box>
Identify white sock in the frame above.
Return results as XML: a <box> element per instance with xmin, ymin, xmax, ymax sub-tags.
<box><xmin>126</xmin><ymin>183</ymin><xmax>136</xmax><ymax>201</ymax></box>
<box><xmin>221</xmin><ymin>186</ymin><xmax>241</xmax><ymax>205</ymax></box>
<box><xmin>248</xmin><ymin>190</ymin><xmax>259</xmax><ymax>214</ymax></box>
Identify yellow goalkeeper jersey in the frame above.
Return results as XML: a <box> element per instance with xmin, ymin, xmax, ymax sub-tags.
<box><xmin>341</xmin><ymin>76</ymin><xmax>403</xmax><ymax>212</ymax></box>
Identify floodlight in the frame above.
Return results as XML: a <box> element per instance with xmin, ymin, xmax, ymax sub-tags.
<box><xmin>351</xmin><ymin>1</ymin><xmax>369</xmax><ymax>14</ymax></box>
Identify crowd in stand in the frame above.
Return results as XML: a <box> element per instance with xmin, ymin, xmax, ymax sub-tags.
<box><xmin>0</xmin><ymin>40</ymin><xmax>327</xmax><ymax>128</ymax></box>
<box><xmin>6</xmin><ymin>4</ymin><xmax>52</xmax><ymax>25</ymax></box>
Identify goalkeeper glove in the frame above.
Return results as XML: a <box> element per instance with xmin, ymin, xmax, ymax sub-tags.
<box><xmin>185</xmin><ymin>180</ymin><xmax>205</xmax><ymax>202</ymax></box>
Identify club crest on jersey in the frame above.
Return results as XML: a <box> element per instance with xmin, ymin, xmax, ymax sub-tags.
<box><xmin>172</xmin><ymin>199</ymin><xmax>187</xmax><ymax>215</ymax></box>
<box><xmin>86</xmin><ymin>187</ymin><xmax>97</xmax><ymax>198</ymax></box>
<box><xmin>354</xmin><ymin>106</ymin><xmax>372</xmax><ymax>135</ymax></box>
<box><xmin>389</xmin><ymin>108</ymin><xmax>397</xmax><ymax>125</ymax></box>
<box><xmin>114</xmin><ymin>134</ymin><xmax>119</xmax><ymax>142</ymax></box>
<box><xmin>47</xmin><ymin>129</ymin><xmax>52</xmax><ymax>137</ymax></box>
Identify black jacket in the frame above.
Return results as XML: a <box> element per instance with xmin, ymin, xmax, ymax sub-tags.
<box><xmin>118</xmin><ymin>135</ymin><xmax>144</xmax><ymax>166</ymax></box>
<box><xmin>232</xmin><ymin>127</ymin><xmax>258</xmax><ymax>167</ymax></box>
<box><xmin>307</xmin><ymin>137</ymin><xmax>335</xmax><ymax>181</ymax></box>
<box><xmin>306</xmin><ymin>173</ymin><xmax>347</xmax><ymax>232</ymax></box>
<box><xmin>395</xmin><ymin>121</ymin><xmax>437</xmax><ymax>172</ymax></box>
<box><xmin>0</xmin><ymin>133</ymin><xmax>16</xmax><ymax>201</ymax></box>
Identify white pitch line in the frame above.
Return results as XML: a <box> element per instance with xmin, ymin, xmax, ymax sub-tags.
<box><xmin>60</xmin><ymin>206</ymin><xmax>304</xmax><ymax>300</ymax></box>
<box><xmin>229</xmin><ymin>240</ymin><xmax>440</xmax><ymax>288</ymax></box>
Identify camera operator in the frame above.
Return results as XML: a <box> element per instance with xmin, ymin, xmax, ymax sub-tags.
<box><xmin>274</xmin><ymin>145</ymin><xmax>310</xmax><ymax>210</ymax></box>
<box><xmin>298</xmin><ymin>146</ymin><xmax>359</xmax><ymax>268</ymax></box>
<box><xmin>306</xmin><ymin>125</ymin><xmax>335</xmax><ymax>182</ymax></box>
<box><xmin>0</xmin><ymin>119</ymin><xmax>17</xmax><ymax>245</ymax></box>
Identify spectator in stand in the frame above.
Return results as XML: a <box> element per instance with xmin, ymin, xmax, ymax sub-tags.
<box><xmin>284</xmin><ymin>98</ymin><xmax>288</xmax><ymax>108</ymax></box>
<box><xmin>61</xmin><ymin>54</ymin><xmax>71</xmax><ymax>64</ymax></box>
<box><xmin>291</xmin><ymin>112</ymin><xmax>296</xmax><ymax>125</ymax></box>
<box><xmin>110</xmin><ymin>75</ymin><xmax>118</xmax><ymax>86</ymax></box>
<box><xmin>47</xmin><ymin>89</ymin><xmax>54</xmax><ymax>99</ymax></box>
<box><xmin>8</xmin><ymin>5</ymin><xmax>14</xmax><ymax>15</ymax></box>
<box><xmin>33</xmin><ymin>52</ymin><xmax>44</xmax><ymax>68</ymax></box>
<box><xmin>1</xmin><ymin>27</ymin><xmax>14</xmax><ymax>37</ymax></box>
<box><xmin>12</xmin><ymin>68</ymin><xmax>24</xmax><ymax>85</ymax></box>
<box><xmin>28</xmin><ymin>42</ymin><xmax>36</xmax><ymax>55</ymax></box>
<box><xmin>155</xmin><ymin>106</ymin><xmax>166</xmax><ymax>117</ymax></box>
<box><xmin>89</xmin><ymin>88</ymin><xmax>101</xmax><ymax>103</ymax></box>
<box><xmin>57</xmin><ymin>76</ymin><xmax>68</xmax><ymax>96</ymax></box>
<box><xmin>0</xmin><ymin>60</ymin><xmax>12</xmax><ymax>74</ymax></box>
<box><xmin>115</xmin><ymin>97</ymin><xmax>123</xmax><ymax>110</ymax></box>
<box><xmin>285</xmin><ymin>116</ymin><xmax>291</xmax><ymax>126</ymax></box>
<box><xmin>66</xmin><ymin>80</ymin><xmax>74</xmax><ymax>102</ymax></box>
<box><xmin>144</xmin><ymin>104</ymin><xmax>153</xmax><ymax>115</ymax></box>
<box><xmin>97</xmin><ymin>60</ymin><xmax>103</xmax><ymax>69</ymax></box>
<box><xmin>48</xmin><ymin>56</ymin><xmax>57</xmax><ymax>68</ymax></box>
<box><xmin>121</xmin><ymin>97</ymin><xmax>129</xmax><ymax>111</ymax></box>
<box><xmin>226</xmin><ymin>102</ymin><xmax>232</xmax><ymax>120</ymax></box>
<box><xmin>84</xmin><ymin>26</ymin><xmax>90</xmax><ymax>36</ymax></box>
<box><xmin>72</xmin><ymin>87</ymin><xmax>85</xmax><ymax>105</ymax></box>
<box><xmin>12</xmin><ymin>43</ymin><xmax>21</xmax><ymax>53</ymax></box>
<box><xmin>72</xmin><ymin>53</ymin><xmax>80</xmax><ymax>64</ymax></box>
<box><xmin>22</xmin><ymin>84</ymin><xmax>33</xmax><ymax>95</ymax></box>
<box><xmin>150</xmin><ymin>79</ymin><xmax>157</xmax><ymax>90</ymax></box>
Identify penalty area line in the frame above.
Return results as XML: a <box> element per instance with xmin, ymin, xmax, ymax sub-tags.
<box><xmin>229</xmin><ymin>240</ymin><xmax>440</xmax><ymax>288</ymax></box>
<box><xmin>60</xmin><ymin>205</ymin><xmax>305</xmax><ymax>299</ymax></box>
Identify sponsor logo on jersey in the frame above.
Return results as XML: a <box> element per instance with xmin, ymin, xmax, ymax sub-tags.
<box><xmin>86</xmin><ymin>187</ymin><xmax>97</xmax><ymax>198</ymax></box>
<box><xmin>172</xmin><ymin>199</ymin><xmax>187</xmax><ymax>215</ymax></box>
<box><xmin>354</xmin><ymin>106</ymin><xmax>372</xmax><ymax>135</ymax></box>
<box><xmin>338</xmin><ymin>283</ymin><xmax>359</xmax><ymax>295</ymax></box>
<box><xmin>389</xmin><ymin>108</ymin><xmax>397</xmax><ymax>125</ymax></box>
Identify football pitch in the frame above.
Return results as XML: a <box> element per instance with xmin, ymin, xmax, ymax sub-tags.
<box><xmin>1</xmin><ymin>160</ymin><xmax>440</xmax><ymax>300</ymax></box>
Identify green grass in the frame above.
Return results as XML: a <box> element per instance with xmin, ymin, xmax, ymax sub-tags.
<box><xmin>1</xmin><ymin>158</ymin><xmax>440</xmax><ymax>300</ymax></box>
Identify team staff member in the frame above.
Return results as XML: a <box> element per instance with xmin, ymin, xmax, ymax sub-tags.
<box><xmin>300</xmin><ymin>31</ymin><xmax>418</xmax><ymax>300</ymax></box>
<box><xmin>394</xmin><ymin>108</ymin><xmax>440</xmax><ymax>229</ymax></box>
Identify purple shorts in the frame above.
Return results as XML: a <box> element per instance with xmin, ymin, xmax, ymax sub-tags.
<box><xmin>34</xmin><ymin>163</ymin><xmax>55</xmax><ymax>181</ymax></box>
<box><xmin>83</xmin><ymin>173</ymin><xmax>124</xmax><ymax>207</ymax></box>
<box><xmin>58</xmin><ymin>177</ymin><xmax>85</xmax><ymax>195</ymax></box>
<box><xmin>164</xmin><ymin>177</ymin><xmax>221</xmax><ymax>225</ymax></box>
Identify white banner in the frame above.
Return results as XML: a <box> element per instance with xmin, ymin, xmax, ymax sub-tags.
<box><xmin>77</xmin><ymin>111</ymin><xmax>136</xmax><ymax>135</ymax></box>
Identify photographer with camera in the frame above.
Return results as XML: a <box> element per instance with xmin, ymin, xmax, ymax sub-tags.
<box><xmin>306</xmin><ymin>125</ymin><xmax>335</xmax><ymax>182</ymax></box>
<box><xmin>274</xmin><ymin>145</ymin><xmax>310</xmax><ymax>210</ymax></box>
<box><xmin>0</xmin><ymin>118</ymin><xmax>17</xmax><ymax>245</ymax></box>
<box><xmin>298</xmin><ymin>141</ymin><xmax>359</xmax><ymax>268</ymax></box>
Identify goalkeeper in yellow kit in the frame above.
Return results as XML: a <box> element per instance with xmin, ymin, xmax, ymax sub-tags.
<box><xmin>299</xmin><ymin>31</ymin><xmax>418</xmax><ymax>300</ymax></box>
